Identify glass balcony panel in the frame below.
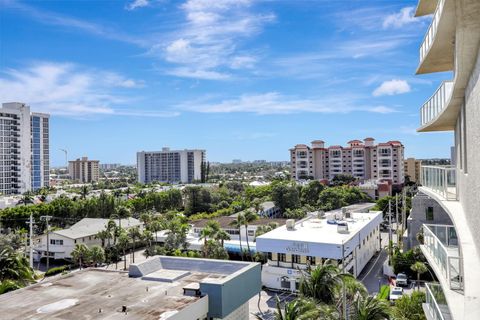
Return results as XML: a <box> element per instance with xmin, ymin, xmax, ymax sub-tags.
<box><xmin>421</xmin><ymin>165</ymin><xmax>457</xmax><ymax>200</ymax></box>
<box><xmin>423</xmin><ymin>224</ymin><xmax>463</xmax><ymax>291</ymax></box>
<box><xmin>425</xmin><ymin>283</ymin><xmax>452</xmax><ymax>320</ymax></box>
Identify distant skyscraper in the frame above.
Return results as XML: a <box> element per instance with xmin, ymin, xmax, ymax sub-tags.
<box><xmin>0</xmin><ymin>102</ymin><xmax>50</xmax><ymax>195</ymax></box>
<box><xmin>137</xmin><ymin>148</ymin><xmax>206</xmax><ymax>184</ymax></box>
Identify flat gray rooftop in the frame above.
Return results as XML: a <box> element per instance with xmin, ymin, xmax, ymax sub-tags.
<box><xmin>0</xmin><ymin>268</ymin><xmax>220</xmax><ymax>319</ymax></box>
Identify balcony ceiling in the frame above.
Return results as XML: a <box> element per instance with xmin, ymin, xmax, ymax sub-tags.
<box><xmin>415</xmin><ymin>0</ymin><xmax>438</xmax><ymax>17</ymax></box>
<box><xmin>416</xmin><ymin>0</ymin><xmax>456</xmax><ymax>75</ymax></box>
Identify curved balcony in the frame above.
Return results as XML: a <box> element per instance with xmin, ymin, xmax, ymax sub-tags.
<box><xmin>416</xmin><ymin>0</ymin><xmax>455</xmax><ymax>74</ymax></box>
<box><xmin>418</xmin><ymin>80</ymin><xmax>455</xmax><ymax>132</ymax></box>
<box><xmin>420</xmin><ymin>165</ymin><xmax>456</xmax><ymax>200</ymax></box>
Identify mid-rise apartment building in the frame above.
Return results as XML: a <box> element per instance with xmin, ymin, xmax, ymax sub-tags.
<box><xmin>68</xmin><ymin>157</ymin><xmax>100</xmax><ymax>183</ymax></box>
<box><xmin>412</xmin><ymin>0</ymin><xmax>480</xmax><ymax>319</ymax></box>
<box><xmin>290</xmin><ymin>138</ymin><xmax>404</xmax><ymax>189</ymax></box>
<box><xmin>404</xmin><ymin>157</ymin><xmax>422</xmax><ymax>183</ymax></box>
<box><xmin>137</xmin><ymin>148</ymin><xmax>205</xmax><ymax>184</ymax></box>
<box><xmin>0</xmin><ymin>102</ymin><xmax>50</xmax><ymax>194</ymax></box>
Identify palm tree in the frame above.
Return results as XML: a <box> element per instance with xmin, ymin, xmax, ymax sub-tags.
<box><xmin>71</xmin><ymin>244</ymin><xmax>89</xmax><ymax>269</ymax></box>
<box><xmin>230</xmin><ymin>213</ymin><xmax>246</xmax><ymax>260</ymax></box>
<box><xmin>140</xmin><ymin>212</ymin><xmax>152</xmax><ymax>229</ymax></box>
<box><xmin>80</xmin><ymin>185</ymin><xmax>89</xmax><ymax>200</ymax></box>
<box><xmin>128</xmin><ymin>226</ymin><xmax>141</xmax><ymax>263</ymax></box>
<box><xmin>16</xmin><ymin>192</ymin><xmax>34</xmax><ymax>206</ymax></box>
<box><xmin>215</xmin><ymin>229</ymin><xmax>231</xmax><ymax>247</ymax></box>
<box><xmin>142</xmin><ymin>229</ymin><xmax>154</xmax><ymax>250</ymax></box>
<box><xmin>113</xmin><ymin>205</ymin><xmax>131</xmax><ymax>229</ymax></box>
<box><xmin>117</xmin><ymin>231</ymin><xmax>130</xmax><ymax>270</ymax></box>
<box><xmin>272</xmin><ymin>296</ymin><xmax>320</xmax><ymax>320</ymax></box>
<box><xmin>149</xmin><ymin>218</ymin><xmax>163</xmax><ymax>244</ymax></box>
<box><xmin>351</xmin><ymin>295</ymin><xmax>390</xmax><ymax>320</ymax></box>
<box><xmin>107</xmin><ymin>220</ymin><xmax>117</xmax><ymax>246</ymax></box>
<box><xmin>410</xmin><ymin>261</ymin><xmax>428</xmax><ymax>290</ymax></box>
<box><xmin>95</xmin><ymin>230</ymin><xmax>110</xmax><ymax>248</ymax></box>
<box><xmin>299</xmin><ymin>261</ymin><xmax>353</xmax><ymax>305</ymax></box>
<box><xmin>0</xmin><ymin>248</ymin><xmax>35</xmax><ymax>285</ymax></box>
<box><xmin>243</xmin><ymin>210</ymin><xmax>258</xmax><ymax>260</ymax></box>
<box><xmin>89</xmin><ymin>245</ymin><xmax>105</xmax><ymax>267</ymax></box>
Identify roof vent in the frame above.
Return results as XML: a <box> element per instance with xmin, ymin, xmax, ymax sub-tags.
<box><xmin>286</xmin><ymin>219</ymin><xmax>295</xmax><ymax>230</ymax></box>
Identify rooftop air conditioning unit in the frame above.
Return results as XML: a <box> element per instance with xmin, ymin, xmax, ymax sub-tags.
<box><xmin>286</xmin><ymin>219</ymin><xmax>295</xmax><ymax>230</ymax></box>
<box><xmin>337</xmin><ymin>222</ymin><xmax>349</xmax><ymax>234</ymax></box>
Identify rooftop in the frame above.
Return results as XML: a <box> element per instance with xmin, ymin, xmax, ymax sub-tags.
<box><xmin>0</xmin><ymin>256</ymin><xmax>259</xmax><ymax>320</ymax></box>
<box><xmin>256</xmin><ymin>203</ymin><xmax>379</xmax><ymax>245</ymax></box>
<box><xmin>53</xmin><ymin>218</ymin><xmax>142</xmax><ymax>239</ymax></box>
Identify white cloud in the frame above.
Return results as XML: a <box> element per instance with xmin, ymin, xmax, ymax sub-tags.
<box><xmin>383</xmin><ymin>7</ymin><xmax>418</xmax><ymax>29</ymax></box>
<box><xmin>373</xmin><ymin>79</ymin><xmax>411</xmax><ymax>96</ymax></box>
<box><xmin>177</xmin><ymin>92</ymin><xmax>398</xmax><ymax>115</ymax></box>
<box><xmin>3</xmin><ymin>0</ymin><xmax>146</xmax><ymax>46</ymax></box>
<box><xmin>0</xmin><ymin>62</ymin><xmax>175</xmax><ymax>118</ymax></box>
<box><xmin>126</xmin><ymin>0</ymin><xmax>149</xmax><ymax>11</ymax></box>
<box><xmin>155</xmin><ymin>0</ymin><xmax>274</xmax><ymax>79</ymax></box>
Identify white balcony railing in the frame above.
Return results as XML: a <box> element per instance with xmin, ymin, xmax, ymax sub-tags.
<box><xmin>420</xmin><ymin>0</ymin><xmax>445</xmax><ymax>62</ymax></box>
<box><xmin>425</xmin><ymin>283</ymin><xmax>453</xmax><ymax>320</ymax></box>
<box><xmin>420</xmin><ymin>165</ymin><xmax>457</xmax><ymax>200</ymax></box>
<box><xmin>422</xmin><ymin>224</ymin><xmax>463</xmax><ymax>291</ymax></box>
<box><xmin>420</xmin><ymin>81</ymin><xmax>454</xmax><ymax>127</ymax></box>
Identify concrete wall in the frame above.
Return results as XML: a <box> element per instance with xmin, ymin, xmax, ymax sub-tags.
<box><xmin>405</xmin><ymin>192</ymin><xmax>453</xmax><ymax>250</ymax></box>
<box><xmin>460</xmin><ymin>40</ymin><xmax>480</xmax><ymax>261</ymax></box>
<box><xmin>169</xmin><ymin>296</ymin><xmax>209</xmax><ymax>320</ymax></box>
<box><xmin>200</xmin><ymin>263</ymin><xmax>261</xmax><ymax>319</ymax></box>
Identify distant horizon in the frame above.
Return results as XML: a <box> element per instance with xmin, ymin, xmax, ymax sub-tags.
<box><xmin>1</xmin><ymin>0</ymin><xmax>453</xmax><ymax>167</ymax></box>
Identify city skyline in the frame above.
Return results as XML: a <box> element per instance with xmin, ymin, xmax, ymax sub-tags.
<box><xmin>1</xmin><ymin>0</ymin><xmax>453</xmax><ymax>165</ymax></box>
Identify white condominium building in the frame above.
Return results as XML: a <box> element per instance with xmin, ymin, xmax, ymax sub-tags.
<box><xmin>137</xmin><ymin>148</ymin><xmax>205</xmax><ymax>184</ymax></box>
<box><xmin>290</xmin><ymin>138</ymin><xmax>404</xmax><ymax>189</ymax></box>
<box><xmin>0</xmin><ymin>102</ymin><xmax>50</xmax><ymax>194</ymax></box>
<box><xmin>68</xmin><ymin>157</ymin><xmax>100</xmax><ymax>183</ymax></box>
<box><xmin>256</xmin><ymin>204</ymin><xmax>381</xmax><ymax>292</ymax></box>
<box><xmin>413</xmin><ymin>0</ymin><xmax>480</xmax><ymax>319</ymax></box>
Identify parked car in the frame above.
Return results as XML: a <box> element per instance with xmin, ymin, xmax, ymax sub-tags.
<box><xmin>389</xmin><ymin>287</ymin><xmax>403</xmax><ymax>304</ymax></box>
<box><xmin>396</xmin><ymin>273</ymin><xmax>408</xmax><ymax>287</ymax></box>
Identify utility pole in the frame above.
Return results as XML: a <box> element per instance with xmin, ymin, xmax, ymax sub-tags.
<box><xmin>395</xmin><ymin>194</ymin><xmax>399</xmax><ymax>246</ymax></box>
<box><xmin>41</xmin><ymin>216</ymin><xmax>53</xmax><ymax>271</ymax></box>
<box><xmin>401</xmin><ymin>189</ymin><xmax>407</xmax><ymax>250</ymax></box>
<box><xmin>388</xmin><ymin>200</ymin><xmax>392</xmax><ymax>264</ymax></box>
<box><xmin>341</xmin><ymin>241</ymin><xmax>347</xmax><ymax>320</ymax></box>
<box><xmin>26</xmin><ymin>213</ymin><xmax>35</xmax><ymax>268</ymax></box>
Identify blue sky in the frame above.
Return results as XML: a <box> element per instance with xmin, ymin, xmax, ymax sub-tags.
<box><xmin>0</xmin><ymin>0</ymin><xmax>453</xmax><ymax>165</ymax></box>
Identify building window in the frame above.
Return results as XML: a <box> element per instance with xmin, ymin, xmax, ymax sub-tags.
<box><xmin>426</xmin><ymin>207</ymin><xmax>434</xmax><ymax>221</ymax></box>
<box><xmin>292</xmin><ymin>254</ymin><xmax>301</xmax><ymax>264</ymax></box>
<box><xmin>306</xmin><ymin>256</ymin><xmax>316</xmax><ymax>265</ymax></box>
<box><xmin>267</xmin><ymin>252</ymin><xmax>272</xmax><ymax>260</ymax></box>
<box><xmin>50</xmin><ymin>239</ymin><xmax>63</xmax><ymax>245</ymax></box>
<box><xmin>278</xmin><ymin>253</ymin><xmax>286</xmax><ymax>262</ymax></box>
<box><xmin>247</xmin><ymin>230</ymin><xmax>255</xmax><ymax>237</ymax></box>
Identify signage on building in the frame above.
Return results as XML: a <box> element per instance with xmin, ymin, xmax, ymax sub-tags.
<box><xmin>285</xmin><ymin>242</ymin><xmax>309</xmax><ymax>254</ymax></box>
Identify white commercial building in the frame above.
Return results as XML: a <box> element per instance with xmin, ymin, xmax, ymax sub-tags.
<box><xmin>33</xmin><ymin>218</ymin><xmax>142</xmax><ymax>261</ymax></box>
<box><xmin>413</xmin><ymin>0</ymin><xmax>480</xmax><ymax>319</ymax></box>
<box><xmin>137</xmin><ymin>148</ymin><xmax>205</xmax><ymax>184</ymax></box>
<box><xmin>256</xmin><ymin>204</ymin><xmax>381</xmax><ymax>292</ymax></box>
<box><xmin>0</xmin><ymin>256</ymin><xmax>261</xmax><ymax>320</ymax></box>
<box><xmin>0</xmin><ymin>102</ymin><xmax>50</xmax><ymax>194</ymax></box>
